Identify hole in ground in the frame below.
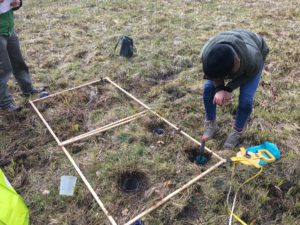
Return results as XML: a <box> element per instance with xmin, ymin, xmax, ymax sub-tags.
<box><xmin>118</xmin><ymin>171</ymin><xmax>148</xmax><ymax>193</ymax></box>
<box><xmin>146</xmin><ymin>121</ymin><xmax>166</xmax><ymax>136</ymax></box>
<box><xmin>165</xmin><ymin>86</ymin><xmax>186</xmax><ymax>100</ymax></box>
<box><xmin>176</xmin><ymin>203</ymin><xmax>199</xmax><ymax>220</ymax></box>
<box><xmin>184</xmin><ymin>146</ymin><xmax>212</xmax><ymax>165</ymax></box>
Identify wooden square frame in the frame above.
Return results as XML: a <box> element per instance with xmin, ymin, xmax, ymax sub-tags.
<box><xmin>30</xmin><ymin>77</ymin><xmax>226</xmax><ymax>225</ymax></box>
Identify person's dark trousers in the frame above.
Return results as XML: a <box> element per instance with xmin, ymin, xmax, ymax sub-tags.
<box><xmin>0</xmin><ymin>31</ymin><xmax>33</xmax><ymax>108</ymax></box>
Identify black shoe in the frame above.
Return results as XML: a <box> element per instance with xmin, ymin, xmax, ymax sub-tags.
<box><xmin>1</xmin><ymin>102</ymin><xmax>22</xmax><ymax>112</ymax></box>
<box><xmin>23</xmin><ymin>87</ymin><xmax>46</xmax><ymax>97</ymax></box>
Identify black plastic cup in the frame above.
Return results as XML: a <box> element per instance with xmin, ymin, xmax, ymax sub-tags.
<box><xmin>122</xmin><ymin>177</ymin><xmax>140</xmax><ymax>192</ymax></box>
<box><xmin>153</xmin><ymin>127</ymin><xmax>165</xmax><ymax>136</ymax></box>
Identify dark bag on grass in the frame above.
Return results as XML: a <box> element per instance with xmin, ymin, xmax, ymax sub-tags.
<box><xmin>115</xmin><ymin>36</ymin><xmax>135</xmax><ymax>58</ymax></box>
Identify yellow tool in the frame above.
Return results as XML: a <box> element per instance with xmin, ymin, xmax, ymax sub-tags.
<box><xmin>231</xmin><ymin>147</ymin><xmax>276</xmax><ymax>168</ymax></box>
<box><xmin>227</xmin><ymin>142</ymin><xmax>280</xmax><ymax>225</ymax></box>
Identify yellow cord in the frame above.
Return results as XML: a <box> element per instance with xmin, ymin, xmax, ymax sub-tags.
<box><xmin>228</xmin><ymin>163</ymin><xmax>263</xmax><ymax>225</ymax></box>
<box><xmin>228</xmin><ymin>209</ymin><xmax>248</xmax><ymax>225</ymax></box>
<box><xmin>241</xmin><ymin>166</ymin><xmax>263</xmax><ymax>186</ymax></box>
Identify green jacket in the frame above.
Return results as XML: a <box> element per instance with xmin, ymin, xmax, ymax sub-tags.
<box><xmin>0</xmin><ymin>10</ymin><xmax>14</xmax><ymax>36</ymax></box>
<box><xmin>201</xmin><ymin>29</ymin><xmax>269</xmax><ymax>91</ymax></box>
<box><xmin>0</xmin><ymin>0</ymin><xmax>22</xmax><ymax>36</ymax></box>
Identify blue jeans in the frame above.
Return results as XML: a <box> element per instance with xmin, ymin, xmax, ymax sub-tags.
<box><xmin>203</xmin><ymin>66</ymin><xmax>263</xmax><ymax>130</ymax></box>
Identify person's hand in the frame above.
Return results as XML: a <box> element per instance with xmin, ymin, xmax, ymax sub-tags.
<box><xmin>10</xmin><ymin>0</ymin><xmax>20</xmax><ymax>8</ymax></box>
<box><xmin>213</xmin><ymin>90</ymin><xmax>232</xmax><ymax>106</ymax></box>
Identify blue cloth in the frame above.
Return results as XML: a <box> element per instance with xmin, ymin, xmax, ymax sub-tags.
<box><xmin>203</xmin><ymin>65</ymin><xmax>264</xmax><ymax>130</ymax></box>
<box><xmin>131</xmin><ymin>219</ymin><xmax>144</xmax><ymax>225</ymax></box>
<box><xmin>246</xmin><ymin>141</ymin><xmax>280</xmax><ymax>165</ymax></box>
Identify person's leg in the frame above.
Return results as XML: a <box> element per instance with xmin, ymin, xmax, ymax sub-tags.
<box><xmin>7</xmin><ymin>31</ymin><xmax>33</xmax><ymax>94</ymax></box>
<box><xmin>202</xmin><ymin>80</ymin><xmax>219</xmax><ymax>139</ymax></box>
<box><xmin>0</xmin><ymin>36</ymin><xmax>14</xmax><ymax>108</ymax></box>
<box><xmin>203</xmin><ymin>80</ymin><xmax>217</xmax><ymax>121</ymax></box>
<box><xmin>235</xmin><ymin>65</ymin><xmax>264</xmax><ymax>130</ymax></box>
<box><xmin>224</xmin><ymin>65</ymin><xmax>264</xmax><ymax>148</ymax></box>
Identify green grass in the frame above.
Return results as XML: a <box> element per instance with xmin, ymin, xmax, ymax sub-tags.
<box><xmin>0</xmin><ymin>0</ymin><xmax>299</xmax><ymax>224</ymax></box>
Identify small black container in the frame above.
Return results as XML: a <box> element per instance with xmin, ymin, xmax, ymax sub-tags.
<box><xmin>122</xmin><ymin>177</ymin><xmax>140</xmax><ymax>192</ymax></box>
<box><xmin>153</xmin><ymin>127</ymin><xmax>165</xmax><ymax>136</ymax></box>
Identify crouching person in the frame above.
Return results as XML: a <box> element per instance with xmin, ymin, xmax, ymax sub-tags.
<box><xmin>200</xmin><ymin>29</ymin><xmax>269</xmax><ymax>148</ymax></box>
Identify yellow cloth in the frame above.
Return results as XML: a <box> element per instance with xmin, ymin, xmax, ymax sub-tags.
<box><xmin>0</xmin><ymin>169</ymin><xmax>29</xmax><ymax>225</ymax></box>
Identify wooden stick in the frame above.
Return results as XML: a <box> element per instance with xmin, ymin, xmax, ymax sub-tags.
<box><xmin>149</xmin><ymin>110</ymin><xmax>224</xmax><ymax>161</ymax></box>
<box><xmin>124</xmin><ymin>160</ymin><xmax>226</xmax><ymax>225</ymax></box>
<box><xmin>32</xmin><ymin>79</ymin><xmax>102</xmax><ymax>103</ymax></box>
<box><xmin>60</xmin><ymin>110</ymin><xmax>148</xmax><ymax>146</ymax></box>
<box><xmin>31</xmin><ymin>78</ymin><xmax>227</xmax><ymax>225</ymax></box>
<box><xmin>60</xmin><ymin>146</ymin><xmax>118</xmax><ymax>225</ymax></box>
<box><xmin>105</xmin><ymin>77</ymin><xmax>151</xmax><ymax>110</ymax></box>
<box><xmin>105</xmin><ymin>77</ymin><xmax>225</xmax><ymax>161</ymax></box>
<box><xmin>30</xmin><ymin>100</ymin><xmax>118</xmax><ymax>225</ymax></box>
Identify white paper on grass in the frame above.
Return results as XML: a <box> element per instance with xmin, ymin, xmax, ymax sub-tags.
<box><xmin>0</xmin><ymin>0</ymin><xmax>14</xmax><ymax>14</ymax></box>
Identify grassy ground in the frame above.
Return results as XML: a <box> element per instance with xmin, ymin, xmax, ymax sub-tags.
<box><xmin>0</xmin><ymin>0</ymin><xmax>300</xmax><ymax>224</ymax></box>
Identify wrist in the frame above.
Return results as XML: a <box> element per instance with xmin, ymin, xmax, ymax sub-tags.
<box><xmin>215</xmin><ymin>85</ymin><xmax>232</xmax><ymax>93</ymax></box>
<box><xmin>223</xmin><ymin>86</ymin><xmax>233</xmax><ymax>92</ymax></box>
